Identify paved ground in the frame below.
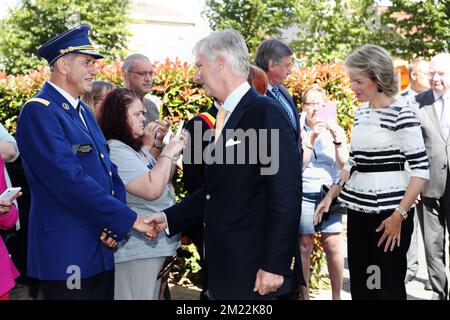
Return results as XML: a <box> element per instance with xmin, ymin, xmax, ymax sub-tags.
<box><xmin>170</xmin><ymin>216</ymin><xmax>436</xmax><ymax>300</ymax></box>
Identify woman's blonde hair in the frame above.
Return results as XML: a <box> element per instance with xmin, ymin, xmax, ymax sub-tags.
<box><xmin>345</xmin><ymin>44</ymin><xmax>399</xmax><ymax>97</ymax></box>
<box><xmin>302</xmin><ymin>83</ymin><xmax>326</xmax><ymax>104</ymax></box>
<box><xmin>82</xmin><ymin>80</ymin><xmax>115</xmax><ymax>110</ymax></box>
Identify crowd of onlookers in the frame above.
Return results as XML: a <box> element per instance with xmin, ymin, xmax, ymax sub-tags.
<box><xmin>1</xmin><ymin>23</ymin><xmax>450</xmax><ymax>301</ymax></box>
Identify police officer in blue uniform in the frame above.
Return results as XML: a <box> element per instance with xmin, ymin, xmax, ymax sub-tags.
<box><xmin>16</xmin><ymin>24</ymin><xmax>154</xmax><ymax>300</ymax></box>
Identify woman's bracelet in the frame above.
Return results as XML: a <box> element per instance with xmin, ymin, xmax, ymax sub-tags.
<box><xmin>159</xmin><ymin>154</ymin><xmax>179</xmax><ymax>163</ymax></box>
<box><xmin>395</xmin><ymin>205</ymin><xmax>408</xmax><ymax>220</ymax></box>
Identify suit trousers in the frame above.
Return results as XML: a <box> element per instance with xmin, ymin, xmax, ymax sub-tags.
<box><xmin>347</xmin><ymin>209</ymin><xmax>413</xmax><ymax>300</ymax></box>
<box><xmin>39</xmin><ymin>270</ymin><xmax>114</xmax><ymax>300</ymax></box>
<box><xmin>406</xmin><ymin>205</ymin><xmax>425</xmax><ymax>276</ymax></box>
<box><xmin>421</xmin><ymin>171</ymin><xmax>450</xmax><ymax>300</ymax></box>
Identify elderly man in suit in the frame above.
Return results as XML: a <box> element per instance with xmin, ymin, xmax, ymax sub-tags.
<box><xmin>146</xmin><ymin>29</ymin><xmax>303</xmax><ymax>299</ymax></box>
<box><xmin>410</xmin><ymin>53</ymin><xmax>450</xmax><ymax>300</ymax></box>
<box><xmin>15</xmin><ymin>25</ymin><xmax>153</xmax><ymax>300</ymax></box>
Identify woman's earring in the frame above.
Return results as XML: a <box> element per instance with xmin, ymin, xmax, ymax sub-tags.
<box><xmin>377</xmin><ymin>85</ymin><xmax>384</xmax><ymax>93</ymax></box>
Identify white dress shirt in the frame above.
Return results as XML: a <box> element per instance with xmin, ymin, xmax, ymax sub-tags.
<box><xmin>48</xmin><ymin>81</ymin><xmax>87</xmax><ymax>128</ymax></box>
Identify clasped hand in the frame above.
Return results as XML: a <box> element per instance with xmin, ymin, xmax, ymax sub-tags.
<box><xmin>100</xmin><ymin>215</ymin><xmax>163</xmax><ymax>249</ymax></box>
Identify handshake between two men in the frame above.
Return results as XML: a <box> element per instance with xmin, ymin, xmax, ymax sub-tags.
<box><xmin>99</xmin><ymin>206</ymin><xmax>286</xmax><ymax>296</ymax></box>
<box><xmin>130</xmin><ymin>213</ymin><xmax>285</xmax><ymax>296</ymax></box>
<box><xmin>100</xmin><ymin>214</ymin><xmax>165</xmax><ymax>249</ymax></box>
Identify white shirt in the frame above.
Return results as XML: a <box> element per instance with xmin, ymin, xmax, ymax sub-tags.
<box><xmin>433</xmin><ymin>91</ymin><xmax>450</xmax><ymax>137</ymax></box>
<box><xmin>48</xmin><ymin>81</ymin><xmax>87</xmax><ymax>127</ymax></box>
<box><xmin>221</xmin><ymin>81</ymin><xmax>251</xmax><ymax>126</ymax></box>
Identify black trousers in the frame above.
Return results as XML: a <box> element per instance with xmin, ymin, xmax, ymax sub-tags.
<box><xmin>39</xmin><ymin>270</ymin><xmax>114</xmax><ymax>300</ymax></box>
<box><xmin>347</xmin><ymin>209</ymin><xmax>414</xmax><ymax>300</ymax></box>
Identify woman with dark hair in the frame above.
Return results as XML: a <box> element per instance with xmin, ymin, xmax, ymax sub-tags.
<box><xmin>97</xmin><ymin>88</ymin><xmax>186</xmax><ymax>300</ymax></box>
<box><xmin>315</xmin><ymin>45</ymin><xmax>429</xmax><ymax>300</ymax></box>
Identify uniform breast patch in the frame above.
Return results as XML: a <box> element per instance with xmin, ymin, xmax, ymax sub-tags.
<box><xmin>73</xmin><ymin>143</ymin><xmax>94</xmax><ymax>155</ymax></box>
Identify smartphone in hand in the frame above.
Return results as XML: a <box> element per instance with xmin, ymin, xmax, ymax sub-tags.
<box><xmin>0</xmin><ymin>187</ymin><xmax>21</xmax><ymax>201</ymax></box>
<box><xmin>175</xmin><ymin>120</ymin><xmax>185</xmax><ymax>137</ymax></box>
<box><xmin>317</xmin><ymin>101</ymin><xmax>338</xmax><ymax>122</ymax></box>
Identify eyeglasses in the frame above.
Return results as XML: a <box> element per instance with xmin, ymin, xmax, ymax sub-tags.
<box><xmin>428</xmin><ymin>71</ymin><xmax>450</xmax><ymax>78</ymax></box>
<box><xmin>129</xmin><ymin>71</ymin><xmax>153</xmax><ymax>77</ymax></box>
<box><xmin>303</xmin><ymin>102</ymin><xmax>321</xmax><ymax>107</ymax></box>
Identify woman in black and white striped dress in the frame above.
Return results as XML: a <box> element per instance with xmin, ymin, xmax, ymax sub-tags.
<box><xmin>315</xmin><ymin>44</ymin><xmax>429</xmax><ymax>300</ymax></box>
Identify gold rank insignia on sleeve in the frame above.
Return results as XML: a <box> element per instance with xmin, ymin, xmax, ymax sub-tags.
<box><xmin>290</xmin><ymin>257</ymin><xmax>295</xmax><ymax>270</ymax></box>
<box><xmin>26</xmin><ymin>97</ymin><xmax>50</xmax><ymax>107</ymax></box>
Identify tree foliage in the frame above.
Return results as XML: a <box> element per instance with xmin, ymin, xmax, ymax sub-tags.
<box><xmin>0</xmin><ymin>0</ymin><xmax>131</xmax><ymax>74</ymax></box>
<box><xmin>382</xmin><ymin>0</ymin><xmax>449</xmax><ymax>60</ymax></box>
<box><xmin>203</xmin><ymin>0</ymin><xmax>302</xmax><ymax>54</ymax></box>
<box><xmin>203</xmin><ymin>0</ymin><xmax>449</xmax><ymax>64</ymax></box>
<box><xmin>291</xmin><ymin>0</ymin><xmax>390</xmax><ymax>65</ymax></box>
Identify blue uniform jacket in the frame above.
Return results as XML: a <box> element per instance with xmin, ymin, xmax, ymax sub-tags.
<box><xmin>16</xmin><ymin>82</ymin><xmax>137</xmax><ymax>281</ymax></box>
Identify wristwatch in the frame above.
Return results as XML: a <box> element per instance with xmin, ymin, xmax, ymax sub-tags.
<box><xmin>332</xmin><ymin>177</ymin><xmax>346</xmax><ymax>187</ymax></box>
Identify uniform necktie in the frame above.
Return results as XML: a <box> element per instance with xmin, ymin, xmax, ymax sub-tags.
<box><xmin>76</xmin><ymin>101</ymin><xmax>88</xmax><ymax>129</ymax></box>
<box><xmin>271</xmin><ymin>85</ymin><xmax>297</xmax><ymax>130</ymax></box>
<box><xmin>215</xmin><ymin>107</ymin><xmax>229</xmax><ymax>140</ymax></box>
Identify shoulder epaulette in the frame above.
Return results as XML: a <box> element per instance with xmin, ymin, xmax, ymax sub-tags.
<box><xmin>25</xmin><ymin>98</ymin><xmax>50</xmax><ymax>107</ymax></box>
<box><xmin>198</xmin><ymin>112</ymin><xmax>216</xmax><ymax>129</ymax></box>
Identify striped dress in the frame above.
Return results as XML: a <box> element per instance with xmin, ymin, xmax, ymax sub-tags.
<box><xmin>339</xmin><ymin>96</ymin><xmax>430</xmax><ymax>213</ymax></box>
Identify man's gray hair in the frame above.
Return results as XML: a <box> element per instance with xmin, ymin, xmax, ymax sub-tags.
<box><xmin>408</xmin><ymin>58</ymin><xmax>428</xmax><ymax>79</ymax></box>
<box><xmin>194</xmin><ymin>29</ymin><xmax>249</xmax><ymax>78</ymax></box>
<box><xmin>122</xmin><ymin>53</ymin><xmax>150</xmax><ymax>73</ymax></box>
<box><xmin>254</xmin><ymin>39</ymin><xmax>293</xmax><ymax>72</ymax></box>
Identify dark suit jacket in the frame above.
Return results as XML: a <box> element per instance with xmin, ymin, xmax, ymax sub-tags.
<box><xmin>165</xmin><ymin>87</ymin><xmax>302</xmax><ymax>299</ymax></box>
<box><xmin>266</xmin><ymin>85</ymin><xmax>300</xmax><ymax>136</ymax></box>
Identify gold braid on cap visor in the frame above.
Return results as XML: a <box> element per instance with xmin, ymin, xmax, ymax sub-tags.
<box><xmin>59</xmin><ymin>45</ymin><xmax>96</xmax><ymax>55</ymax></box>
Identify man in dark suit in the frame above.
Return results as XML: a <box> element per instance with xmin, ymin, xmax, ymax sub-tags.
<box><xmin>254</xmin><ymin>39</ymin><xmax>304</xmax><ymax>299</ymax></box>
<box><xmin>15</xmin><ymin>25</ymin><xmax>153</xmax><ymax>300</ymax></box>
<box><xmin>410</xmin><ymin>53</ymin><xmax>450</xmax><ymax>300</ymax></box>
<box><xmin>146</xmin><ymin>29</ymin><xmax>303</xmax><ymax>299</ymax></box>
<box><xmin>254</xmin><ymin>39</ymin><xmax>299</xmax><ymax>136</ymax></box>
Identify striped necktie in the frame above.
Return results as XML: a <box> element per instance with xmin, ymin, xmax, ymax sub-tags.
<box><xmin>271</xmin><ymin>85</ymin><xmax>297</xmax><ymax>129</ymax></box>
